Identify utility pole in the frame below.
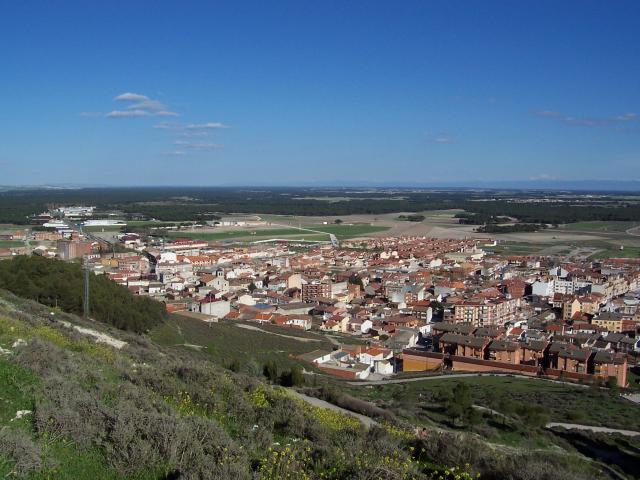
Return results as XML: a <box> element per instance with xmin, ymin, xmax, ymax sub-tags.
<box><xmin>83</xmin><ymin>262</ymin><xmax>90</xmax><ymax>319</ymax></box>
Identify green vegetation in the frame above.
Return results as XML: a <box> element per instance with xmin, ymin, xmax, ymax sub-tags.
<box><xmin>3</xmin><ymin>187</ymin><xmax>640</xmax><ymax>224</ymax></box>
<box><xmin>397</xmin><ymin>214</ymin><xmax>426</xmax><ymax>222</ymax></box>
<box><xmin>0</xmin><ymin>256</ymin><xmax>166</xmax><ymax>333</ymax></box>
<box><xmin>344</xmin><ymin>376</ymin><xmax>640</xmax><ymax>432</ymax></box>
<box><xmin>0</xmin><ymin>240</ymin><xmax>23</xmax><ymax>248</ymax></box>
<box><xmin>486</xmin><ymin>242</ymin><xmax>546</xmax><ymax>255</ymax></box>
<box><xmin>455</xmin><ymin>212</ymin><xmax>510</xmax><ymax>225</ymax></box>
<box><xmin>302</xmin><ymin>224</ymin><xmax>389</xmax><ymax>237</ymax></box>
<box><xmin>478</xmin><ymin>223</ymin><xmax>547</xmax><ymax>233</ymax></box>
<box><xmin>166</xmin><ymin>224</ymin><xmax>389</xmax><ymax>242</ymax></box>
<box><xmin>561</xmin><ymin>221</ymin><xmax>638</xmax><ymax>232</ymax></box>
<box><xmin>590</xmin><ymin>246</ymin><xmax>640</xmax><ymax>259</ymax></box>
<box><xmin>3</xmin><ymin>291</ymin><xmax>574</xmax><ymax>480</ymax></box>
<box><xmin>151</xmin><ymin>315</ymin><xmax>333</xmax><ymax>371</ymax></box>
<box><xmin>167</xmin><ymin>228</ymin><xmax>313</xmax><ymax>241</ymax></box>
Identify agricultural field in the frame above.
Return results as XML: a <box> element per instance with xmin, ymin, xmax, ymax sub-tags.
<box><xmin>166</xmin><ymin>224</ymin><xmax>389</xmax><ymax>242</ymax></box>
<box><xmin>301</xmin><ymin>224</ymin><xmax>389</xmax><ymax>237</ymax></box>
<box><xmin>590</xmin><ymin>246</ymin><xmax>640</xmax><ymax>259</ymax></box>
<box><xmin>0</xmin><ymin>240</ymin><xmax>24</xmax><ymax>248</ymax></box>
<box><xmin>150</xmin><ymin>315</ymin><xmax>334</xmax><ymax>370</ymax></box>
<box><xmin>561</xmin><ymin>221</ymin><xmax>639</xmax><ymax>233</ymax></box>
<box><xmin>485</xmin><ymin>242</ymin><xmax>546</xmax><ymax>256</ymax></box>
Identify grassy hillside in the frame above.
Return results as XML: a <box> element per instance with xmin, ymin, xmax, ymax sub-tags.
<box><xmin>151</xmin><ymin>314</ymin><xmax>334</xmax><ymax>370</ymax></box>
<box><xmin>0</xmin><ymin>290</ymin><xmax>613</xmax><ymax>479</ymax></box>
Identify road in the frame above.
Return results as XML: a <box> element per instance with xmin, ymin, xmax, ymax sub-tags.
<box><xmin>287</xmin><ymin>390</ymin><xmax>378</xmax><ymax>428</ymax></box>
<box><xmin>546</xmin><ymin>423</ymin><xmax>640</xmax><ymax>437</ymax></box>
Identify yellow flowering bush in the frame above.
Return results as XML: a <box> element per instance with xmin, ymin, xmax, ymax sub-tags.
<box><xmin>246</xmin><ymin>386</ymin><xmax>271</xmax><ymax>408</ymax></box>
<box><xmin>258</xmin><ymin>444</ymin><xmax>312</xmax><ymax>480</ymax></box>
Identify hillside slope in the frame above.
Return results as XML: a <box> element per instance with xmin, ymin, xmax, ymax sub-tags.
<box><xmin>0</xmin><ymin>290</ymin><xmax>609</xmax><ymax>479</ymax></box>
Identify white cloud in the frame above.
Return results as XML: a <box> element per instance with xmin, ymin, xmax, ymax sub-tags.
<box><xmin>106</xmin><ymin>92</ymin><xmax>179</xmax><ymax>118</ymax></box>
<box><xmin>186</xmin><ymin>122</ymin><xmax>229</xmax><ymax>130</ymax></box>
<box><xmin>174</xmin><ymin>140</ymin><xmax>223</xmax><ymax>151</ymax></box>
<box><xmin>162</xmin><ymin>150</ymin><xmax>187</xmax><ymax>156</ymax></box>
<box><xmin>153</xmin><ymin>122</ymin><xmax>180</xmax><ymax>129</ymax></box>
<box><xmin>114</xmin><ymin>92</ymin><xmax>149</xmax><ymax>102</ymax></box>
<box><xmin>106</xmin><ymin>109</ymin><xmax>150</xmax><ymax>118</ymax></box>
<box><xmin>156</xmin><ymin>110</ymin><xmax>180</xmax><ymax>117</ymax></box>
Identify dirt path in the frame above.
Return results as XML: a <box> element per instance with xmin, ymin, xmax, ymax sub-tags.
<box><xmin>347</xmin><ymin>372</ymin><xmax>590</xmax><ymax>388</ymax></box>
<box><xmin>546</xmin><ymin>423</ymin><xmax>640</xmax><ymax>437</ymax></box>
<box><xmin>287</xmin><ymin>389</ymin><xmax>378</xmax><ymax>428</ymax></box>
<box><xmin>58</xmin><ymin>319</ymin><xmax>127</xmax><ymax>349</ymax></box>
<box><xmin>626</xmin><ymin>226</ymin><xmax>640</xmax><ymax>237</ymax></box>
<box><xmin>234</xmin><ymin>323</ymin><xmax>322</xmax><ymax>343</ymax></box>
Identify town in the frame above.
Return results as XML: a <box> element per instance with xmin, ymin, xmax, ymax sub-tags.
<box><xmin>4</xmin><ymin>204</ymin><xmax>638</xmax><ymax>390</ymax></box>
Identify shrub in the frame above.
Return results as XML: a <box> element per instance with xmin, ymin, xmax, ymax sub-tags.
<box><xmin>0</xmin><ymin>427</ymin><xmax>42</xmax><ymax>475</ymax></box>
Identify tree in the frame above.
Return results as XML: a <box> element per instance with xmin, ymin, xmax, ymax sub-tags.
<box><xmin>263</xmin><ymin>361</ymin><xmax>279</xmax><ymax>382</ymax></box>
<box><xmin>441</xmin><ymin>383</ymin><xmax>473</xmax><ymax>426</ymax></box>
<box><xmin>334</xmin><ymin>219</ymin><xmax>343</xmax><ymax>224</ymax></box>
<box><xmin>279</xmin><ymin>365</ymin><xmax>304</xmax><ymax>387</ymax></box>
<box><xmin>248</xmin><ymin>282</ymin><xmax>257</xmax><ymax>293</ymax></box>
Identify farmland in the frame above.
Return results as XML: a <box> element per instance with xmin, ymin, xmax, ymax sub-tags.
<box><xmin>166</xmin><ymin>224</ymin><xmax>389</xmax><ymax>242</ymax></box>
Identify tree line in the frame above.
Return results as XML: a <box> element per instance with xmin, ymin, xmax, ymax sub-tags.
<box><xmin>2</xmin><ymin>187</ymin><xmax>640</xmax><ymax>224</ymax></box>
<box><xmin>0</xmin><ymin>255</ymin><xmax>166</xmax><ymax>333</ymax></box>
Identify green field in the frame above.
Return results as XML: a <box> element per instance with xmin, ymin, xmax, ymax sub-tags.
<box><xmin>151</xmin><ymin>315</ymin><xmax>333</xmax><ymax>370</ymax></box>
<box><xmin>345</xmin><ymin>376</ymin><xmax>640</xmax><ymax>431</ymax></box>
<box><xmin>0</xmin><ymin>240</ymin><xmax>23</xmax><ymax>248</ymax></box>
<box><xmin>167</xmin><ymin>224</ymin><xmax>389</xmax><ymax>242</ymax></box>
<box><xmin>485</xmin><ymin>242</ymin><xmax>546</xmax><ymax>255</ymax></box>
<box><xmin>562</xmin><ymin>221</ymin><xmax>638</xmax><ymax>232</ymax></box>
<box><xmin>302</xmin><ymin>224</ymin><xmax>389</xmax><ymax>237</ymax></box>
<box><xmin>590</xmin><ymin>246</ymin><xmax>640</xmax><ymax>259</ymax></box>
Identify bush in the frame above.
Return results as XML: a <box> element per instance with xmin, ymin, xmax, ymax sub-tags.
<box><xmin>0</xmin><ymin>427</ymin><xmax>42</xmax><ymax>475</ymax></box>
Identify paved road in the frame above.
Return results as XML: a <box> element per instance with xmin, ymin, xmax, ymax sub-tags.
<box><xmin>287</xmin><ymin>390</ymin><xmax>378</xmax><ymax>428</ymax></box>
<box><xmin>347</xmin><ymin>372</ymin><xmax>590</xmax><ymax>387</ymax></box>
<box><xmin>546</xmin><ymin>423</ymin><xmax>640</xmax><ymax>437</ymax></box>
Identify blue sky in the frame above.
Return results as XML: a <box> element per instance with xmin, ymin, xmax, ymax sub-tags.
<box><xmin>1</xmin><ymin>1</ymin><xmax>639</xmax><ymax>186</ymax></box>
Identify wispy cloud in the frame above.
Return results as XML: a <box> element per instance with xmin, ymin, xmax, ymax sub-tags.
<box><xmin>162</xmin><ymin>150</ymin><xmax>187</xmax><ymax>156</ymax></box>
<box><xmin>174</xmin><ymin>140</ymin><xmax>223</xmax><ymax>151</ymax></box>
<box><xmin>186</xmin><ymin>122</ymin><xmax>229</xmax><ymax>130</ymax></box>
<box><xmin>85</xmin><ymin>92</ymin><xmax>229</xmax><ymax>156</ymax></box>
<box><xmin>106</xmin><ymin>92</ymin><xmax>179</xmax><ymax>118</ymax></box>
<box><xmin>106</xmin><ymin>109</ymin><xmax>151</xmax><ymax>118</ymax></box>
<box><xmin>533</xmin><ymin>110</ymin><xmax>637</xmax><ymax>127</ymax></box>
<box><xmin>529</xmin><ymin>173</ymin><xmax>557</xmax><ymax>181</ymax></box>
<box><xmin>427</xmin><ymin>132</ymin><xmax>455</xmax><ymax>144</ymax></box>
<box><xmin>153</xmin><ymin>122</ymin><xmax>179</xmax><ymax>129</ymax></box>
